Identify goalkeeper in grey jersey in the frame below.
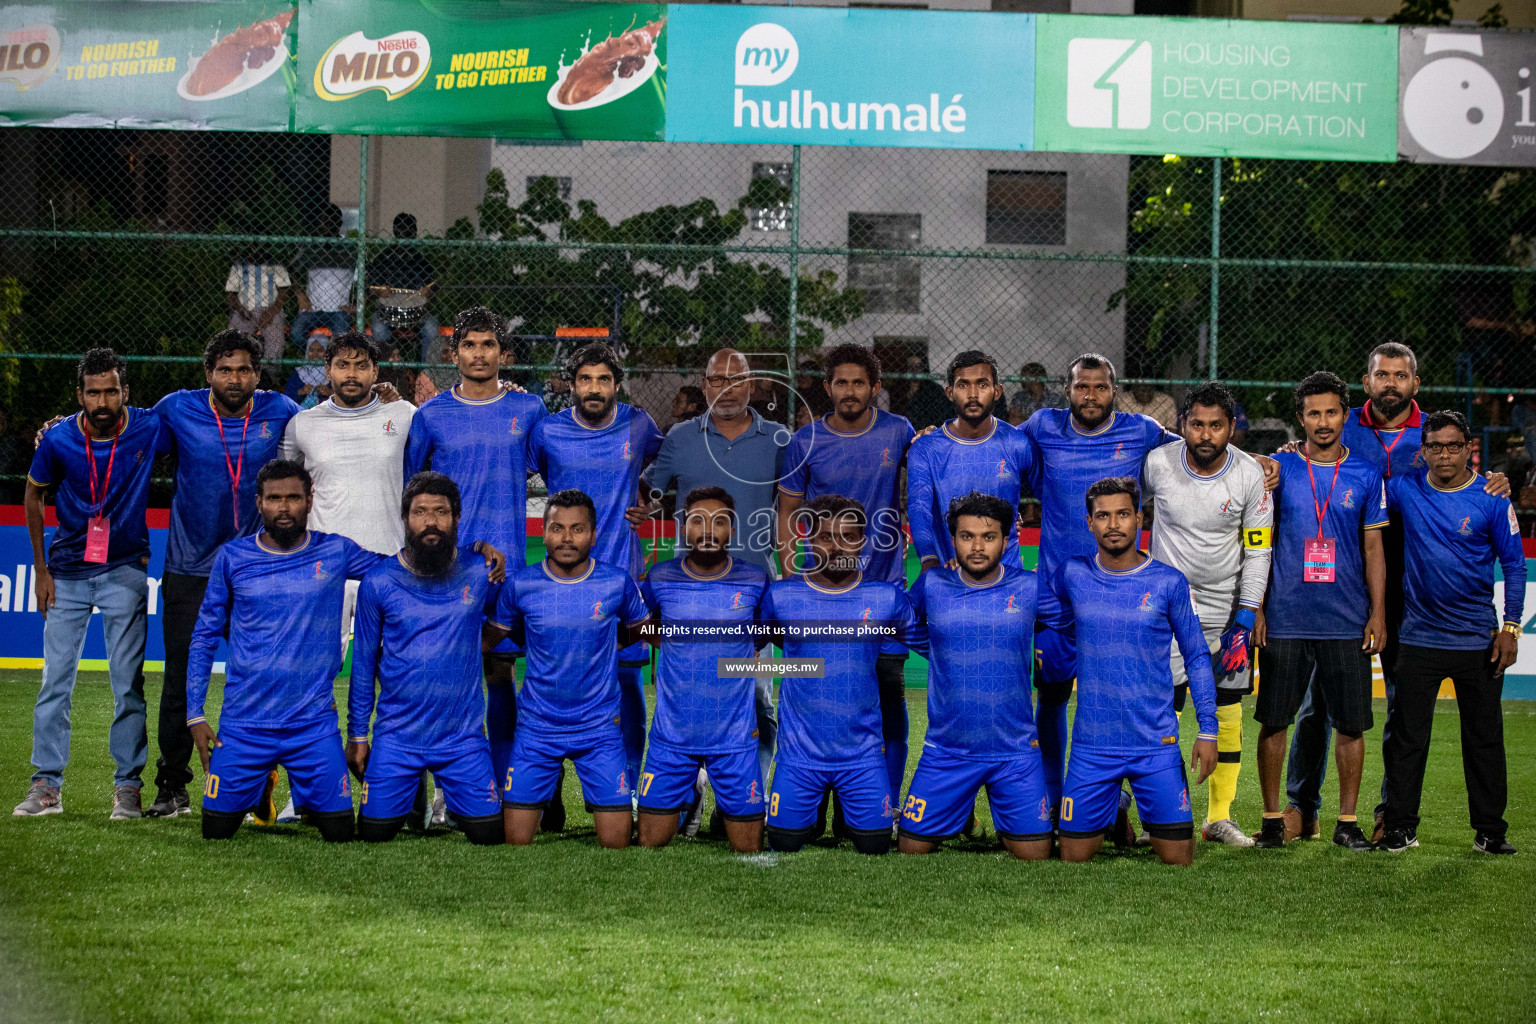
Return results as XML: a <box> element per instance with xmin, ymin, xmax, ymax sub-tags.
<box><xmin>1142</xmin><ymin>381</ymin><xmax>1273</xmax><ymax>847</ymax></box>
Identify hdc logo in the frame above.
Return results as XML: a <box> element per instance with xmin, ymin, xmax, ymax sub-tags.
<box><xmin>1066</xmin><ymin>38</ymin><xmax>1151</xmax><ymax>130</ymax></box>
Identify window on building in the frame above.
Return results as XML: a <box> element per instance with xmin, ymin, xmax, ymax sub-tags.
<box><xmin>747</xmin><ymin>162</ymin><xmax>793</xmax><ymax>232</ymax></box>
<box><xmin>848</xmin><ymin>213</ymin><xmax>921</xmax><ymax>315</ymax></box>
<box><xmin>527</xmin><ymin>175</ymin><xmax>572</xmax><ymax>201</ymax></box>
<box><xmin>985</xmin><ymin>170</ymin><xmax>1066</xmax><ymax>246</ymax></box>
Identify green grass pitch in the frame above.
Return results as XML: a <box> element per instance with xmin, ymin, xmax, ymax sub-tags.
<box><xmin>1</xmin><ymin>671</ymin><xmax>1533</xmax><ymax>1024</ymax></box>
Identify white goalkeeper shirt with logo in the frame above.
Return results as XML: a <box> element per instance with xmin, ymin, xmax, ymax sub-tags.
<box><xmin>1142</xmin><ymin>440</ymin><xmax>1272</xmax><ymax>630</ymax></box>
<box><xmin>280</xmin><ymin>395</ymin><xmax>415</xmax><ymax>555</ymax></box>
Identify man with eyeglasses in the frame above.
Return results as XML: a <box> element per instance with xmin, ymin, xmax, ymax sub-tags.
<box><xmin>640</xmin><ymin>348</ymin><xmax>788</xmax><ymax>823</ymax></box>
<box><xmin>1377</xmin><ymin>411</ymin><xmax>1524</xmax><ymax>855</ymax></box>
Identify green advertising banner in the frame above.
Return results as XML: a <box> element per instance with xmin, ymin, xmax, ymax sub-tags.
<box><xmin>0</xmin><ymin>2</ymin><xmax>295</xmax><ymax>130</ymax></box>
<box><xmin>295</xmin><ymin>0</ymin><xmax>666</xmax><ymax>141</ymax></box>
<box><xmin>1033</xmin><ymin>15</ymin><xmax>1398</xmax><ymax>162</ymax></box>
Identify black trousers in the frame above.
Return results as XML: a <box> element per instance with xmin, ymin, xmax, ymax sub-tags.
<box><xmin>1382</xmin><ymin>643</ymin><xmax>1508</xmax><ymax>837</ymax></box>
<box><xmin>154</xmin><ymin>571</ymin><xmax>208</xmax><ymax>791</ymax></box>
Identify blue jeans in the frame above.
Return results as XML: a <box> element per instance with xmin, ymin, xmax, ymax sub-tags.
<box><xmin>32</xmin><ymin>565</ymin><xmax>149</xmax><ymax>789</ymax></box>
<box><xmin>292</xmin><ymin>310</ymin><xmax>352</xmax><ymax>345</ymax></box>
<box><xmin>370</xmin><ymin>313</ymin><xmax>441</xmax><ymax>361</ymax></box>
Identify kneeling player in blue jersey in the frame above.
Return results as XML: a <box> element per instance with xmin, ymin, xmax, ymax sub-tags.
<box><xmin>485</xmin><ymin>489</ymin><xmax>651</xmax><ymax>849</ymax></box>
<box><xmin>347</xmin><ymin>472</ymin><xmax>507</xmax><ymax>845</ymax></box>
<box><xmin>899</xmin><ymin>492</ymin><xmax>1052</xmax><ymax>860</ymax></box>
<box><xmin>636</xmin><ymin>487</ymin><xmax>771</xmax><ymax>852</ymax></box>
<box><xmin>1039</xmin><ymin>477</ymin><xmax>1219</xmax><ymax>866</ymax></box>
<box><xmin>760</xmin><ymin>494</ymin><xmax>918</xmax><ymax>855</ymax></box>
<box><xmin>190</xmin><ymin>461</ymin><xmax>385</xmax><ymax>842</ymax></box>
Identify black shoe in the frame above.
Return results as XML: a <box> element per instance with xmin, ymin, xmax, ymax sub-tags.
<box><xmin>706</xmin><ymin>807</ymin><xmax>726</xmax><ymax>839</ymax></box>
<box><xmin>1110</xmin><ymin>786</ymin><xmax>1136</xmax><ymax>848</ymax></box>
<box><xmin>1378</xmin><ymin>826</ymin><xmax>1418</xmax><ymax>853</ymax></box>
<box><xmin>1332</xmin><ymin>820</ymin><xmax>1375</xmax><ymax>851</ymax></box>
<box><xmin>1254</xmin><ymin>817</ymin><xmax>1286</xmax><ymax>849</ymax></box>
<box><xmin>541</xmin><ymin>765</ymin><xmax>567</xmax><ymax>833</ymax></box>
<box><xmin>1473</xmin><ymin>832</ymin><xmax>1517</xmax><ymax>855</ymax></box>
<box><xmin>144</xmin><ymin>787</ymin><xmax>191</xmax><ymax>818</ymax></box>
<box><xmin>407</xmin><ymin>772</ymin><xmax>432</xmax><ymax>833</ymax></box>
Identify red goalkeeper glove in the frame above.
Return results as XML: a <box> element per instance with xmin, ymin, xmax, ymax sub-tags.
<box><xmin>1217</xmin><ymin>608</ymin><xmax>1257</xmax><ymax>677</ymax></box>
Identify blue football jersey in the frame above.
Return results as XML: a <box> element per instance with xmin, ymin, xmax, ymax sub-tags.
<box><xmin>348</xmin><ymin>549</ymin><xmax>500</xmax><ymax>750</ymax></box>
<box><xmin>1389</xmin><ymin>469</ymin><xmax>1527</xmax><ymax>650</ymax></box>
<box><xmin>1341</xmin><ymin>402</ymin><xmax>1425</xmax><ymax>479</ymax></box>
<box><xmin>1019</xmin><ymin>409</ymin><xmax>1178</xmax><ymax>580</ymax></box>
<box><xmin>528</xmin><ymin>403</ymin><xmax>664</xmax><ymax>579</ymax></box>
<box><xmin>27</xmin><ymin>408</ymin><xmax>158</xmax><ymax>579</ymax></box>
<box><xmin>641</xmin><ymin>556</ymin><xmax>771</xmax><ymax>754</ymax></box>
<box><xmin>155</xmin><ymin>389</ymin><xmax>299</xmax><ymax>577</ymax></box>
<box><xmin>1039</xmin><ymin>554</ymin><xmax>1218</xmax><ymax>752</ymax></box>
<box><xmin>760</xmin><ymin>574</ymin><xmax>918</xmax><ymax>768</ymax></box>
<box><xmin>491</xmin><ymin>558</ymin><xmax>650</xmax><ymax>737</ymax></box>
<box><xmin>905</xmin><ymin>417</ymin><xmax>1034</xmax><ymax>570</ymax></box>
<box><xmin>188</xmin><ymin>532</ymin><xmax>383</xmax><ymax>730</ymax></box>
<box><xmin>1265</xmin><ymin>449</ymin><xmax>1389</xmax><ymax>641</ymax></box>
<box><xmin>908</xmin><ymin>565</ymin><xmax>1039</xmax><ymax>759</ymax></box>
<box><xmin>779</xmin><ymin>410</ymin><xmax>915</xmax><ymax>583</ymax></box>
<box><xmin>404</xmin><ymin>386</ymin><xmax>548</xmax><ymax>566</ymax></box>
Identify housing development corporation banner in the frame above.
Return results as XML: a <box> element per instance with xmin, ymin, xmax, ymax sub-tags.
<box><xmin>0</xmin><ymin>1</ymin><xmax>296</xmax><ymax>130</ymax></box>
<box><xmin>296</xmin><ymin>0</ymin><xmax>667</xmax><ymax>141</ymax></box>
<box><xmin>4</xmin><ymin>3</ymin><xmax>1536</xmax><ymax>162</ymax></box>
<box><xmin>1033</xmin><ymin>15</ymin><xmax>1399</xmax><ymax>162</ymax></box>
<box><xmin>665</xmin><ymin>6</ymin><xmax>1034</xmax><ymax>151</ymax></box>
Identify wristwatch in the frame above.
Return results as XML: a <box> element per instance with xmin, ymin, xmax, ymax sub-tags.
<box><xmin>1501</xmin><ymin>622</ymin><xmax>1521</xmax><ymax>636</ymax></box>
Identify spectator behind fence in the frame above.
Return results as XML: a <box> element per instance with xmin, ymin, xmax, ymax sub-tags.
<box><xmin>368</xmin><ymin>212</ymin><xmax>438</xmax><ymax>353</ymax></box>
<box><xmin>668</xmin><ymin>385</ymin><xmax>705</xmax><ymax>430</ymax></box>
<box><xmin>284</xmin><ymin>333</ymin><xmax>332</xmax><ymax>408</ymax></box>
<box><xmin>1007</xmin><ymin>361</ymin><xmax>1066</xmax><ymax>426</ymax></box>
<box><xmin>902</xmin><ymin>353</ymin><xmax>951</xmax><ymax>432</ymax></box>
<box><xmin>1119</xmin><ymin>381</ymin><xmax>1179</xmax><ymax>430</ymax></box>
<box><xmin>290</xmin><ymin>204</ymin><xmax>355</xmax><ymax>344</ymax></box>
<box><xmin>224</xmin><ymin>246</ymin><xmax>290</xmax><ymax>383</ymax></box>
<box><xmin>413</xmin><ymin>325</ymin><xmax>460</xmax><ymax>405</ymax></box>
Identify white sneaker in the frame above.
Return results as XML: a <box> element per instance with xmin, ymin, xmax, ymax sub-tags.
<box><xmin>1201</xmin><ymin>817</ymin><xmax>1257</xmax><ymax>847</ymax></box>
<box><xmin>276</xmin><ymin>798</ymin><xmax>300</xmax><ymax>824</ymax></box>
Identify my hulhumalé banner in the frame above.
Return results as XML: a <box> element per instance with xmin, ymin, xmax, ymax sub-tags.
<box><xmin>295</xmin><ymin>0</ymin><xmax>666</xmax><ymax>141</ymax></box>
<box><xmin>1033</xmin><ymin>14</ymin><xmax>1399</xmax><ymax>162</ymax></box>
<box><xmin>0</xmin><ymin>1</ymin><xmax>296</xmax><ymax>130</ymax></box>
<box><xmin>665</xmin><ymin>5</ymin><xmax>1034</xmax><ymax>151</ymax></box>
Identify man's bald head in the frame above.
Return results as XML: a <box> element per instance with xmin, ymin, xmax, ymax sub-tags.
<box><xmin>702</xmin><ymin>347</ymin><xmax>752</xmax><ymax>420</ymax></box>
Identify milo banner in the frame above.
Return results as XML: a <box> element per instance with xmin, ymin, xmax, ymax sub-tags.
<box><xmin>1398</xmin><ymin>27</ymin><xmax>1536</xmax><ymax>167</ymax></box>
<box><xmin>1033</xmin><ymin>14</ymin><xmax>1398</xmax><ymax>162</ymax></box>
<box><xmin>296</xmin><ymin>0</ymin><xmax>666</xmax><ymax>141</ymax></box>
<box><xmin>0</xmin><ymin>1</ymin><xmax>295</xmax><ymax>130</ymax></box>
<box><xmin>665</xmin><ymin>5</ymin><xmax>1034</xmax><ymax>151</ymax></box>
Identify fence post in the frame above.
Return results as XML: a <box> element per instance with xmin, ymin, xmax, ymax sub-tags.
<box><xmin>786</xmin><ymin>144</ymin><xmax>801</xmax><ymax>425</ymax></box>
<box><xmin>354</xmin><ymin>135</ymin><xmax>368</xmax><ymax>331</ymax></box>
<box><xmin>1208</xmin><ymin>155</ymin><xmax>1221</xmax><ymax>380</ymax></box>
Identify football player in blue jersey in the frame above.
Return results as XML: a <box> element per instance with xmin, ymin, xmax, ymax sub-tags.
<box><xmin>486</xmin><ymin>489</ymin><xmax>651</xmax><ymax>850</ymax></box>
<box><xmin>898</xmin><ymin>492</ymin><xmax>1052</xmax><ymax>860</ymax></box>
<box><xmin>1016</xmin><ymin>353</ymin><xmax>1182</xmax><ymax>816</ymax></box>
<box><xmin>906</xmin><ymin>351</ymin><xmax>1034</xmax><ymax>574</ymax></box>
<box><xmin>528</xmin><ymin>343</ymin><xmax>664</xmax><ymax>800</ymax></box>
<box><xmin>636</xmin><ymin>487</ymin><xmax>771</xmax><ymax>852</ymax></box>
<box><xmin>775</xmin><ymin>346</ymin><xmax>916</xmax><ymax>817</ymax></box>
<box><xmin>761</xmin><ymin>494</ymin><xmax>918</xmax><ymax>855</ymax></box>
<box><xmin>190</xmin><ymin>461</ymin><xmax>375</xmax><ymax>842</ymax></box>
<box><xmin>405</xmin><ymin>307</ymin><xmax>548</xmax><ymax>827</ymax></box>
<box><xmin>347</xmin><ymin>473</ymin><xmax>508</xmax><ymax>845</ymax></box>
<box><xmin>1039</xmin><ymin>477</ymin><xmax>1219</xmax><ymax>867</ymax></box>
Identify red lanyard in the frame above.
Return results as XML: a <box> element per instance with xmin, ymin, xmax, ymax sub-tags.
<box><xmin>1303</xmin><ymin>443</ymin><xmax>1342</xmax><ymax>539</ymax></box>
<box><xmin>1365</xmin><ymin>403</ymin><xmax>1407</xmax><ymax>477</ymax></box>
<box><xmin>213</xmin><ymin>401</ymin><xmax>253</xmax><ymax>530</ymax></box>
<box><xmin>85</xmin><ymin>415</ymin><xmax>120</xmax><ymax>517</ymax></box>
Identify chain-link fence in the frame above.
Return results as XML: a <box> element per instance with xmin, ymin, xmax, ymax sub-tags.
<box><xmin>2</xmin><ymin>128</ymin><xmax>1536</xmax><ymax>502</ymax></box>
